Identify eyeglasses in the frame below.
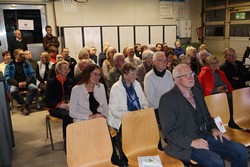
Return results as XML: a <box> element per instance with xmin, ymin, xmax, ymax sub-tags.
<box><xmin>156</xmin><ymin>59</ymin><xmax>167</xmax><ymax>63</ymax></box>
<box><xmin>91</xmin><ymin>72</ymin><xmax>102</xmax><ymax>77</ymax></box>
<box><xmin>176</xmin><ymin>72</ymin><xmax>195</xmax><ymax>79</ymax></box>
<box><xmin>210</xmin><ymin>61</ymin><xmax>219</xmax><ymax>65</ymax></box>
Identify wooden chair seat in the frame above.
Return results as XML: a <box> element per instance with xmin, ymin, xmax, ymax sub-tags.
<box><xmin>205</xmin><ymin>93</ymin><xmax>250</xmax><ymax>147</ymax></box>
<box><xmin>121</xmin><ymin>108</ymin><xmax>184</xmax><ymax>167</ymax></box>
<box><xmin>66</xmin><ymin>118</ymin><xmax>118</xmax><ymax>167</ymax></box>
<box><xmin>232</xmin><ymin>87</ymin><xmax>250</xmax><ymax>129</ymax></box>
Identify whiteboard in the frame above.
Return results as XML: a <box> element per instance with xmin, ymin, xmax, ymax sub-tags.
<box><xmin>119</xmin><ymin>26</ymin><xmax>134</xmax><ymax>51</ymax></box>
<box><xmin>150</xmin><ymin>26</ymin><xmax>163</xmax><ymax>45</ymax></box>
<box><xmin>102</xmin><ymin>27</ymin><xmax>118</xmax><ymax>50</ymax></box>
<box><xmin>164</xmin><ymin>25</ymin><xmax>177</xmax><ymax>48</ymax></box>
<box><xmin>83</xmin><ymin>27</ymin><xmax>101</xmax><ymax>54</ymax></box>
<box><xmin>135</xmin><ymin>26</ymin><xmax>149</xmax><ymax>45</ymax></box>
<box><xmin>64</xmin><ymin>27</ymin><xmax>83</xmax><ymax>61</ymax></box>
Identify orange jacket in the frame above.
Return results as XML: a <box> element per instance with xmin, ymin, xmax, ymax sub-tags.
<box><xmin>198</xmin><ymin>66</ymin><xmax>233</xmax><ymax>96</ymax></box>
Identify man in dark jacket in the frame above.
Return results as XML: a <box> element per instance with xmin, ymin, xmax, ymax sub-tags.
<box><xmin>8</xmin><ymin>30</ymin><xmax>28</xmax><ymax>59</ymax></box>
<box><xmin>5</xmin><ymin>49</ymin><xmax>38</xmax><ymax>115</ymax></box>
<box><xmin>43</xmin><ymin>25</ymin><xmax>60</xmax><ymax>52</ymax></box>
<box><xmin>220</xmin><ymin>48</ymin><xmax>250</xmax><ymax>89</ymax></box>
<box><xmin>158</xmin><ymin>64</ymin><xmax>248</xmax><ymax>166</ymax></box>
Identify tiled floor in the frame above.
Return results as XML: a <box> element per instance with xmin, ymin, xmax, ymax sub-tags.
<box><xmin>10</xmin><ymin>107</ymin><xmax>250</xmax><ymax>167</ymax></box>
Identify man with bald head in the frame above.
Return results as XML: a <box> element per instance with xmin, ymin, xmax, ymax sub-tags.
<box><xmin>8</xmin><ymin>30</ymin><xmax>28</xmax><ymax>59</ymax></box>
<box><xmin>158</xmin><ymin>64</ymin><xmax>248</xmax><ymax>166</ymax></box>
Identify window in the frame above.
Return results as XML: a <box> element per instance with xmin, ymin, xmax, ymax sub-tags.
<box><xmin>205</xmin><ymin>9</ymin><xmax>226</xmax><ymax>22</ymax></box>
<box><xmin>205</xmin><ymin>0</ymin><xmax>226</xmax><ymax>8</ymax></box>
<box><xmin>230</xmin><ymin>24</ymin><xmax>250</xmax><ymax>37</ymax></box>
<box><xmin>205</xmin><ymin>25</ymin><xmax>225</xmax><ymax>36</ymax></box>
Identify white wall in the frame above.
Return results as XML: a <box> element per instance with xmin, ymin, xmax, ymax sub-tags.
<box><xmin>0</xmin><ymin>0</ymin><xmax>201</xmax><ymax>46</ymax></box>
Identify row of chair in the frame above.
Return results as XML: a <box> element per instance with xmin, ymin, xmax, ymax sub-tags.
<box><xmin>47</xmin><ymin>87</ymin><xmax>250</xmax><ymax>166</ymax></box>
<box><xmin>66</xmin><ymin>108</ymin><xmax>184</xmax><ymax>167</ymax></box>
<box><xmin>204</xmin><ymin>87</ymin><xmax>250</xmax><ymax>147</ymax></box>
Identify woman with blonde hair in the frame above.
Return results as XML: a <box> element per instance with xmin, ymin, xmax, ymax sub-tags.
<box><xmin>102</xmin><ymin>47</ymin><xmax>117</xmax><ymax>80</ymax></box>
<box><xmin>36</xmin><ymin>52</ymin><xmax>54</xmax><ymax>92</ymax></box>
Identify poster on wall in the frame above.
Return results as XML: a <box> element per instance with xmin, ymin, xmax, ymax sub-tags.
<box><xmin>18</xmin><ymin>20</ymin><xmax>34</xmax><ymax>30</ymax></box>
<box><xmin>160</xmin><ymin>0</ymin><xmax>173</xmax><ymax>19</ymax></box>
<box><xmin>63</xmin><ymin>0</ymin><xmax>77</xmax><ymax>12</ymax></box>
<box><xmin>173</xmin><ymin>0</ymin><xmax>185</xmax><ymax>18</ymax></box>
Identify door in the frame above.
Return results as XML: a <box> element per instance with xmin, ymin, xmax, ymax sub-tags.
<box><xmin>228</xmin><ymin>6</ymin><xmax>250</xmax><ymax>60</ymax></box>
<box><xmin>0</xmin><ymin>4</ymin><xmax>47</xmax><ymax>61</ymax></box>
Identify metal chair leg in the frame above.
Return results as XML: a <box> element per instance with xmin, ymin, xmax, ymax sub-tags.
<box><xmin>46</xmin><ymin>115</ymin><xmax>54</xmax><ymax>150</ymax></box>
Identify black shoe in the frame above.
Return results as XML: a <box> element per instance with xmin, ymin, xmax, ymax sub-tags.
<box><xmin>228</xmin><ymin>120</ymin><xmax>241</xmax><ymax>130</ymax></box>
<box><xmin>22</xmin><ymin>104</ymin><xmax>30</xmax><ymax>116</ymax></box>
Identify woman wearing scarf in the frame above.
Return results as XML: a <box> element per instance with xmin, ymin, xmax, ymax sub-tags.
<box><xmin>108</xmin><ymin>62</ymin><xmax>148</xmax><ymax>131</ymax></box>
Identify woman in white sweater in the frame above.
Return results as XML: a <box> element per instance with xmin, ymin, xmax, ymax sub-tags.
<box><xmin>69</xmin><ymin>64</ymin><xmax>108</xmax><ymax>122</ymax></box>
<box><xmin>108</xmin><ymin>63</ymin><xmax>149</xmax><ymax>130</ymax></box>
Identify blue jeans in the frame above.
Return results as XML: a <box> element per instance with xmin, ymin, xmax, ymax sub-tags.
<box><xmin>191</xmin><ymin>132</ymin><xmax>248</xmax><ymax>167</ymax></box>
<box><xmin>10</xmin><ymin>83</ymin><xmax>38</xmax><ymax>105</ymax></box>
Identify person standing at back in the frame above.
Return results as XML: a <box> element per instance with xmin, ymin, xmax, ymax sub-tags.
<box><xmin>8</xmin><ymin>30</ymin><xmax>28</xmax><ymax>60</ymax></box>
<box><xmin>43</xmin><ymin>25</ymin><xmax>60</xmax><ymax>52</ymax></box>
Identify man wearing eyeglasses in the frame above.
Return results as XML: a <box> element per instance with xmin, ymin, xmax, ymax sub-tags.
<box><xmin>5</xmin><ymin>49</ymin><xmax>38</xmax><ymax>115</ymax></box>
<box><xmin>220</xmin><ymin>47</ymin><xmax>250</xmax><ymax>89</ymax></box>
<box><xmin>144</xmin><ymin>51</ymin><xmax>174</xmax><ymax>121</ymax></box>
<box><xmin>158</xmin><ymin>64</ymin><xmax>248</xmax><ymax>167</ymax></box>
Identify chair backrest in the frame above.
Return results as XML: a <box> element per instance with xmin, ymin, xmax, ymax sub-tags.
<box><xmin>66</xmin><ymin>118</ymin><xmax>114</xmax><ymax>167</ymax></box>
<box><xmin>122</xmin><ymin>108</ymin><xmax>159</xmax><ymax>159</ymax></box>
<box><xmin>204</xmin><ymin>93</ymin><xmax>230</xmax><ymax>125</ymax></box>
<box><xmin>232</xmin><ymin>87</ymin><xmax>250</xmax><ymax>121</ymax></box>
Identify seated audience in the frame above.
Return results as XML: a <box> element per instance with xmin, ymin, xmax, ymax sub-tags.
<box><xmin>173</xmin><ymin>40</ymin><xmax>184</xmax><ymax>58</ymax></box>
<box><xmin>136</xmin><ymin>50</ymin><xmax>154</xmax><ymax>89</ymax></box>
<box><xmin>5</xmin><ymin>49</ymin><xmax>38</xmax><ymax>115</ymax></box>
<box><xmin>198</xmin><ymin>49</ymin><xmax>210</xmax><ymax>67</ymax></box>
<box><xmin>186</xmin><ymin>46</ymin><xmax>201</xmax><ymax>74</ymax></box>
<box><xmin>179</xmin><ymin>55</ymin><xmax>202</xmax><ymax>91</ymax></box>
<box><xmin>198</xmin><ymin>55</ymin><xmax>242</xmax><ymax>130</ymax></box>
<box><xmin>24</xmin><ymin>50</ymin><xmax>38</xmax><ymax>72</ymax></box>
<box><xmin>102</xmin><ymin>47</ymin><xmax>117</xmax><ymax>80</ymax></box>
<box><xmin>166</xmin><ymin>51</ymin><xmax>177</xmax><ymax>72</ymax></box>
<box><xmin>45</xmin><ymin>61</ymin><xmax>73</xmax><ymax>151</ymax></box>
<box><xmin>144</xmin><ymin>51</ymin><xmax>174</xmax><ymax>122</ymax></box>
<box><xmin>36</xmin><ymin>52</ymin><xmax>54</xmax><ymax>93</ymax></box>
<box><xmin>134</xmin><ymin>43</ymin><xmax>142</xmax><ymax>59</ymax></box>
<box><xmin>47</xmin><ymin>53</ymin><xmax>64</xmax><ymax>79</ymax></box>
<box><xmin>98</xmin><ymin>43</ymin><xmax>110</xmax><ymax>67</ymax></box>
<box><xmin>62</xmin><ymin>47</ymin><xmax>77</xmax><ymax>80</ymax></box>
<box><xmin>74</xmin><ymin>48</ymin><xmax>94</xmax><ymax>75</ymax></box>
<box><xmin>73</xmin><ymin>59</ymin><xmax>91</xmax><ymax>84</ymax></box>
<box><xmin>155</xmin><ymin>43</ymin><xmax>163</xmax><ymax>52</ymax></box>
<box><xmin>220</xmin><ymin>48</ymin><xmax>250</xmax><ymax>89</ymax></box>
<box><xmin>158</xmin><ymin>63</ymin><xmax>248</xmax><ymax>166</ymax></box>
<box><xmin>108</xmin><ymin>63</ymin><xmax>148</xmax><ymax>131</ymax></box>
<box><xmin>89</xmin><ymin>46</ymin><xmax>98</xmax><ymax>64</ymax></box>
<box><xmin>0</xmin><ymin>51</ymin><xmax>11</xmax><ymax>75</ymax></box>
<box><xmin>48</xmin><ymin>46</ymin><xmax>58</xmax><ymax>63</ymax></box>
<box><xmin>125</xmin><ymin>47</ymin><xmax>141</xmax><ymax>66</ymax></box>
<box><xmin>69</xmin><ymin>64</ymin><xmax>107</xmax><ymax>122</ymax></box>
<box><xmin>107</xmin><ymin>53</ymin><xmax>125</xmax><ymax>92</ymax></box>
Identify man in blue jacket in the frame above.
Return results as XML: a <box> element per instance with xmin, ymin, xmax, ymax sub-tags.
<box><xmin>5</xmin><ymin>49</ymin><xmax>38</xmax><ymax>115</ymax></box>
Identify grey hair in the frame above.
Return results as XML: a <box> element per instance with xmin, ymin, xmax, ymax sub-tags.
<box><xmin>172</xmin><ymin>64</ymin><xmax>189</xmax><ymax>79</ymax></box>
<box><xmin>153</xmin><ymin>51</ymin><xmax>165</xmax><ymax>62</ymax></box>
<box><xmin>113</xmin><ymin>52</ymin><xmax>124</xmax><ymax>62</ymax></box>
<box><xmin>142</xmin><ymin>50</ymin><xmax>154</xmax><ymax>61</ymax></box>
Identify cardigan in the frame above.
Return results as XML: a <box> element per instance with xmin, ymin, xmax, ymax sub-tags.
<box><xmin>198</xmin><ymin>66</ymin><xmax>233</xmax><ymax>96</ymax></box>
<box><xmin>69</xmin><ymin>83</ymin><xmax>108</xmax><ymax>121</ymax></box>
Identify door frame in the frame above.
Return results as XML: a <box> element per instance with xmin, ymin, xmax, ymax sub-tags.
<box><xmin>0</xmin><ymin>4</ymin><xmax>47</xmax><ymax>55</ymax></box>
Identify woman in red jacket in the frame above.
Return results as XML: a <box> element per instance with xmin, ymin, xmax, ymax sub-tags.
<box><xmin>198</xmin><ymin>55</ymin><xmax>241</xmax><ymax>130</ymax></box>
